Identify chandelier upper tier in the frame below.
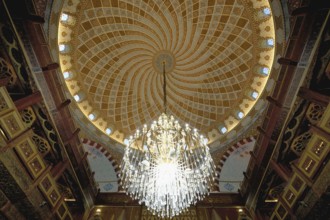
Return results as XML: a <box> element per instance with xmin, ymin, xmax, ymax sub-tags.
<box><xmin>120</xmin><ymin>62</ymin><xmax>216</xmax><ymax>218</ymax></box>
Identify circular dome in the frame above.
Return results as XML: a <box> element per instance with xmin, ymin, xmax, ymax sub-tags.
<box><xmin>57</xmin><ymin>0</ymin><xmax>275</xmax><ymax>144</ymax></box>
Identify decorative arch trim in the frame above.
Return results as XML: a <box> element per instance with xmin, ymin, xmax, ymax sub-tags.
<box><xmin>81</xmin><ymin>138</ymin><xmax>121</xmax><ymax>190</ymax></box>
<box><xmin>214</xmin><ymin>136</ymin><xmax>256</xmax><ymax>191</ymax></box>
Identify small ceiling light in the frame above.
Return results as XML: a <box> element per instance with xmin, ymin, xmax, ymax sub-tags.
<box><xmin>263</xmin><ymin>8</ymin><xmax>271</xmax><ymax>15</ymax></box>
<box><xmin>73</xmin><ymin>94</ymin><xmax>80</xmax><ymax>102</ymax></box>
<box><xmin>220</xmin><ymin>126</ymin><xmax>227</xmax><ymax>134</ymax></box>
<box><xmin>96</xmin><ymin>208</ymin><xmax>101</xmax><ymax>212</ymax></box>
<box><xmin>123</xmin><ymin>138</ymin><xmax>130</xmax><ymax>146</ymax></box>
<box><xmin>251</xmin><ymin>91</ymin><xmax>259</xmax><ymax>100</ymax></box>
<box><xmin>105</xmin><ymin>128</ymin><xmax>112</xmax><ymax>135</ymax></box>
<box><xmin>59</xmin><ymin>44</ymin><xmax>66</xmax><ymax>52</ymax></box>
<box><xmin>262</xmin><ymin>67</ymin><xmax>270</xmax><ymax>76</ymax></box>
<box><xmin>237</xmin><ymin>111</ymin><xmax>244</xmax><ymax>119</ymax></box>
<box><xmin>202</xmin><ymin>137</ymin><xmax>209</xmax><ymax>145</ymax></box>
<box><xmin>63</xmin><ymin>71</ymin><xmax>71</xmax><ymax>79</ymax></box>
<box><xmin>61</xmin><ymin>13</ymin><xmax>69</xmax><ymax>21</ymax></box>
<box><xmin>266</xmin><ymin>38</ymin><xmax>274</xmax><ymax>46</ymax></box>
<box><xmin>88</xmin><ymin>113</ymin><xmax>96</xmax><ymax>120</ymax></box>
<box><xmin>238</xmin><ymin>208</ymin><xmax>243</xmax><ymax>213</ymax></box>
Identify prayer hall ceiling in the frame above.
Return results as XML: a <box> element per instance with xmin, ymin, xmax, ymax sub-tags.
<box><xmin>51</xmin><ymin>0</ymin><xmax>284</xmax><ymax>149</ymax></box>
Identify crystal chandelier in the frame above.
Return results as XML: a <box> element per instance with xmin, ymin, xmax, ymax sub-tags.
<box><xmin>120</xmin><ymin>62</ymin><xmax>216</xmax><ymax>218</ymax></box>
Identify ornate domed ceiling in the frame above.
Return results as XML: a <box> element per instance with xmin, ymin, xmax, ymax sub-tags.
<box><xmin>55</xmin><ymin>0</ymin><xmax>276</xmax><ymax>146</ymax></box>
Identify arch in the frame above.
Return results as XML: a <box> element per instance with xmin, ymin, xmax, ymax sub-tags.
<box><xmin>82</xmin><ymin>138</ymin><xmax>121</xmax><ymax>192</ymax></box>
<box><xmin>214</xmin><ymin>136</ymin><xmax>256</xmax><ymax>192</ymax></box>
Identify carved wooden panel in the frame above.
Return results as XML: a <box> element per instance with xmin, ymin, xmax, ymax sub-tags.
<box><xmin>308</xmin><ymin>135</ymin><xmax>329</xmax><ymax>161</ymax></box>
<box><xmin>48</xmin><ymin>188</ymin><xmax>60</xmax><ymax>207</ymax></box>
<box><xmin>0</xmin><ymin>87</ymin><xmax>14</xmax><ymax>116</ymax></box>
<box><xmin>283</xmin><ymin>188</ymin><xmax>297</xmax><ymax>207</ymax></box>
<box><xmin>27</xmin><ymin>154</ymin><xmax>46</xmax><ymax>178</ymax></box>
<box><xmin>0</xmin><ymin>132</ymin><xmax>6</xmax><ymax>148</ymax></box>
<box><xmin>15</xmin><ymin>137</ymin><xmax>38</xmax><ymax>162</ymax></box>
<box><xmin>0</xmin><ymin>57</ymin><xmax>17</xmax><ymax>86</ymax></box>
<box><xmin>0</xmin><ymin>111</ymin><xmax>26</xmax><ymax>139</ymax></box>
<box><xmin>291</xmin><ymin>174</ymin><xmax>305</xmax><ymax>194</ymax></box>
<box><xmin>32</xmin><ymin>134</ymin><xmax>51</xmax><ymax>154</ymax></box>
<box><xmin>290</xmin><ymin>131</ymin><xmax>312</xmax><ymax>155</ymax></box>
<box><xmin>39</xmin><ymin>174</ymin><xmax>73</xmax><ymax>219</ymax></box>
<box><xmin>297</xmin><ymin>154</ymin><xmax>317</xmax><ymax>178</ymax></box>
<box><xmin>319</xmin><ymin>104</ymin><xmax>330</xmax><ymax>133</ymax></box>
<box><xmin>57</xmin><ymin>203</ymin><xmax>68</xmax><ymax>219</ymax></box>
<box><xmin>273</xmin><ymin>203</ymin><xmax>287</xmax><ymax>220</ymax></box>
<box><xmin>19</xmin><ymin>107</ymin><xmax>36</xmax><ymax>127</ymax></box>
<box><xmin>39</xmin><ymin>174</ymin><xmax>53</xmax><ymax>194</ymax></box>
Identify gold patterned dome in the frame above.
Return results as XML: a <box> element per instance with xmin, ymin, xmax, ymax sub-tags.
<box><xmin>57</xmin><ymin>0</ymin><xmax>276</xmax><ymax>145</ymax></box>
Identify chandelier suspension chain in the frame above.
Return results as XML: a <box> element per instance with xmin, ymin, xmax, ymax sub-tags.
<box><xmin>163</xmin><ymin>61</ymin><xmax>167</xmax><ymax>114</ymax></box>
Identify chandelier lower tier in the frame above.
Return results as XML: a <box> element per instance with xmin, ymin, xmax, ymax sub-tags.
<box><xmin>120</xmin><ymin>113</ymin><xmax>216</xmax><ymax>218</ymax></box>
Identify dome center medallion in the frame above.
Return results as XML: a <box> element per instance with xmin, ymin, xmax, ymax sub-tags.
<box><xmin>153</xmin><ymin>51</ymin><xmax>175</xmax><ymax>74</ymax></box>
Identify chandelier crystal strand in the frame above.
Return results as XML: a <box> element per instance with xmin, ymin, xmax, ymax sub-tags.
<box><xmin>120</xmin><ymin>63</ymin><xmax>216</xmax><ymax>218</ymax></box>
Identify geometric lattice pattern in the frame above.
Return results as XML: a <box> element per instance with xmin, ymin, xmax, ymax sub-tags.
<box><xmin>58</xmin><ymin>0</ymin><xmax>276</xmax><ymax>144</ymax></box>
